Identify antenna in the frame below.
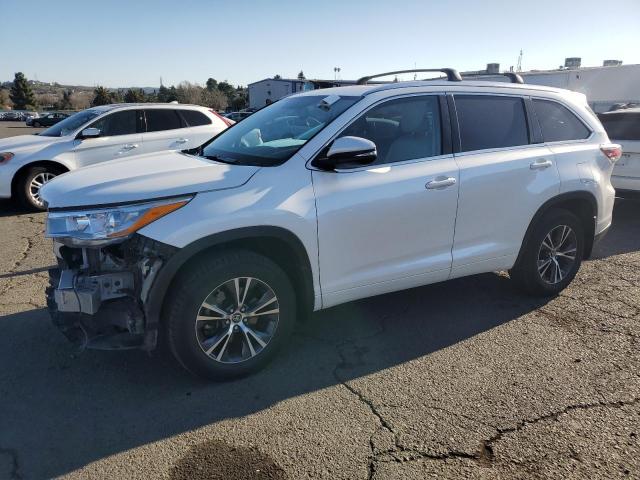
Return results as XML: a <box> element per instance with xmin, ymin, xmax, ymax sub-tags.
<box><xmin>517</xmin><ymin>49</ymin><xmax>523</xmax><ymax>72</ymax></box>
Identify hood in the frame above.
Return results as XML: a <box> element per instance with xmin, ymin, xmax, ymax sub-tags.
<box><xmin>41</xmin><ymin>150</ymin><xmax>260</xmax><ymax>209</ymax></box>
<box><xmin>0</xmin><ymin>134</ymin><xmax>60</xmax><ymax>152</ymax></box>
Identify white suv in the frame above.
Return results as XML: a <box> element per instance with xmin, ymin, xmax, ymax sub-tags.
<box><xmin>41</xmin><ymin>68</ymin><xmax>620</xmax><ymax>379</ymax></box>
<box><xmin>0</xmin><ymin>103</ymin><xmax>232</xmax><ymax>210</ymax></box>
<box><xmin>598</xmin><ymin>107</ymin><xmax>640</xmax><ymax>195</ymax></box>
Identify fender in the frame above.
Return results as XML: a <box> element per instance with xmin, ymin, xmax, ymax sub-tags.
<box><xmin>514</xmin><ymin>190</ymin><xmax>598</xmax><ymax>268</ymax></box>
<box><xmin>143</xmin><ymin>226</ymin><xmax>316</xmax><ymax>349</ymax></box>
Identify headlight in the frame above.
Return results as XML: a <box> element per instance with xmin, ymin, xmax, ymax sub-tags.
<box><xmin>0</xmin><ymin>152</ymin><xmax>14</xmax><ymax>165</ymax></box>
<box><xmin>46</xmin><ymin>196</ymin><xmax>192</xmax><ymax>246</ymax></box>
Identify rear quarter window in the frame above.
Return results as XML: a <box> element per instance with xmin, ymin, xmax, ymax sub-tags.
<box><xmin>455</xmin><ymin>95</ymin><xmax>529</xmax><ymax>152</ymax></box>
<box><xmin>180</xmin><ymin>109</ymin><xmax>212</xmax><ymax>127</ymax></box>
<box><xmin>598</xmin><ymin>113</ymin><xmax>640</xmax><ymax>141</ymax></box>
<box><xmin>533</xmin><ymin>99</ymin><xmax>591</xmax><ymax>142</ymax></box>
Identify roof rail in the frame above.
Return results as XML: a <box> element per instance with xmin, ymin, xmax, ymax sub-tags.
<box><xmin>461</xmin><ymin>72</ymin><xmax>525</xmax><ymax>84</ymax></box>
<box><xmin>356</xmin><ymin>68</ymin><xmax>462</xmax><ymax>85</ymax></box>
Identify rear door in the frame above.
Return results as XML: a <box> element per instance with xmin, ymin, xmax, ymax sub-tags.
<box><xmin>73</xmin><ymin>109</ymin><xmax>143</xmax><ymax>167</ymax></box>
<box><xmin>600</xmin><ymin>111</ymin><xmax>640</xmax><ymax>190</ymax></box>
<box><xmin>178</xmin><ymin>109</ymin><xmax>222</xmax><ymax>149</ymax></box>
<box><xmin>140</xmin><ymin>108</ymin><xmax>191</xmax><ymax>154</ymax></box>
<box><xmin>450</xmin><ymin>93</ymin><xmax>559</xmax><ymax>277</ymax></box>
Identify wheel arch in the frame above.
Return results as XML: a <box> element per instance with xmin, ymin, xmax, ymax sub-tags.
<box><xmin>515</xmin><ymin>191</ymin><xmax>598</xmax><ymax>267</ymax></box>
<box><xmin>11</xmin><ymin>160</ymin><xmax>70</xmax><ymax>196</ymax></box>
<box><xmin>144</xmin><ymin>226</ymin><xmax>316</xmax><ymax>348</ymax></box>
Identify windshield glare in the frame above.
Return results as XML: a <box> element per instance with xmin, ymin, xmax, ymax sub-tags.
<box><xmin>39</xmin><ymin>109</ymin><xmax>103</xmax><ymax>137</ymax></box>
<box><xmin>202</xmin><ymin>95</ymin><xmax>360</xmax><ymax>166</ymax></box>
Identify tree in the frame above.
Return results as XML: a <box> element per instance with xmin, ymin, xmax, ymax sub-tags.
<box><xmin>201</xmin><ymin>88</ymin><xmax>228</xmax><ymax>110</ymax></box>
<box><xmin>298</xmin><ymin>70</ymin><xmax>306</xmax><ymax>80</ymax></box>
<box><xmin>176</xmin><ymin>81</ymin><xmax>203</xmax><ymax>105</ymax></box>
<box><xmin>167</xmin><ymin>86</ymin><xmax>178</xmax><ymax>102</ymax></box>
<box><xmin>9</xmin><ymin>72</ymin><xmax>37</xmax><ymax>109</ymax></box>
<box><xmin>124</xmin><ymin>88</ymin><xmax>145</xmax><ymax>103</ymax></box>
<box><xmin>91</xmin><ymin>86</ymin><xmax>112</xmax><ymax>106</ymax></box>
<box><xmin>273</xmin><ymin>74</ymin><xmax>282</xmax><ymax>80</ymax></box>
<box><xmin>217</xmin><ymin>81</ymin><xmax>234</xmax><ymax>97</ymax></box>
<box><xmin>206</xmin><ymin>78</ymin><xmax>218</xmax><ymax>91</ymax></box>
<box><xmin>230</xmin><ymin>92</ymin><xmax>247</xmax><ymax>111</ymax></box>
<box><xmin>58</xmin><ymin>90</ymin><xmax>73</xmax><ymax>110</ymax></box>
<box><xmin>0</xmin><ymin>89</ymin><xmax>12</xmax><ymax>109</ymax></box>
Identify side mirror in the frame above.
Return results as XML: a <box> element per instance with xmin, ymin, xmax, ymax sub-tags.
<box><xmin>314</xmin><ymin>136</ymin><xmax>377</xmax><ymax>170</ymax></box>
<box><xmin>79</xmin><ymin>127</ymin><xmax>101</xmax><ymax>139</ymax></box>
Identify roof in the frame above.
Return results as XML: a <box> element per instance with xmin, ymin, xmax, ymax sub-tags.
<box><xmin>90</xmin><ymin>103</ymin><xmax>205</xmax><ymax>111</ymax></box>
<box><xmin>293</xmin><ymin>80</ymin><xmax>571</xmax><ymax>98</ymax></box>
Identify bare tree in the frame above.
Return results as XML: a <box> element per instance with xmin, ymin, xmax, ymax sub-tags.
<box><xmin>176</xmin><ymin>81</ymin><xmax>204</xmax><ymax>105</ymax></box>
<box><xmin>200</xmin><ymin>88</ymin><xmax>228</xmax><ymax>110</ymax></box>
<box><xmin>69</xmin><ymin>91</ymin><xmax>91</xmax><ymax>110</ymax></box>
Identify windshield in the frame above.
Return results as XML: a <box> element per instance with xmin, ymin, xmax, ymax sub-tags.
<box><xmin>201</xmin><ymin>94</ymin><xmax>360</xmax><ymax>166</ymax></box>
<box><xmin>39</xmin><ymin>109</ymin><xmax>103</xmax><ymax>137</ymax></box>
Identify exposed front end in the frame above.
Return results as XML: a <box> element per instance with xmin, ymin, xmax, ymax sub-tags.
<box><xmin>43</xmin><ymin>196</ymin><xmax>191</xmax><ymax>350</ymax></box>
<box><xmin>46</xmin><ymin>235</ymin><xmax>177</xmax><ymax>350</ymax></box>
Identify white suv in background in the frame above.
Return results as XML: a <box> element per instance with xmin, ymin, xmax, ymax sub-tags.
<box><xmin>599</xmin><ymin>107</ymin><xmax>640</xmax><ymax>195</ymax></box>
<box><xmin>0</xmin><ymin>104</ymin><xmax>232</xmax><ymax>210</ymax></box>
<box><xmin>41</xmin><ymin>68</ymin><xmax>620</xmax><ymax>380</ymax></box>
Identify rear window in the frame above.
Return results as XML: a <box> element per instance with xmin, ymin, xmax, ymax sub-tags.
<box><xmin>145</xmin><ymin>109</ymin><xmax>183</xmax><ymax>132</ymax></box>
<box><xmin>599</xmin><ymin>113</ymin><xmax>640</xmax><ymax>141</ymax></box>
<box><xmin>455</xmin><ymin>95</ymin><xmax>529</xmax><ymax>152</ymax></box>
<box><xmin>533</xmin><ymin>99</ymin><xmax>591</xmax><ymax>142</ymax></box>
<box><xmin>180</xmin><ymin>109</ymin><xmax>212</xmax><ymax>127</ymax></box>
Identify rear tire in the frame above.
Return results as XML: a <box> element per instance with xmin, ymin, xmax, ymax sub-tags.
<box><xmin>33</xmin><ymin>121</ymin><xmax>41</xmax><ymax>128</ymax></box>
<box><xmin>165</xmin><ymin>249</ymin><xmax>296</xmax><ymax>380</ymax></box>
<box><xmin>18</xmin><ymin>165</ymin><xmax>62</xmax><ymax>211</ymax></box>
<box><xmin>510</xmin><ymin>209</ymin><xmax>584</xmax><ymax>296</ymax></box>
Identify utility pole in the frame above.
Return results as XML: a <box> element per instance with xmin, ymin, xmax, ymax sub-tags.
<box><xmin>517</xmin><ymin>49</ymin><xmax>523</xmax><ymax>72</ymax></box>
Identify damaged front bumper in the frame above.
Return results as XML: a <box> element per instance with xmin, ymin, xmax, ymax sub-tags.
<box><xmin>46</xmin><ymin>234</ymin><xmax>177</xmax><ymax>351</ymax></box>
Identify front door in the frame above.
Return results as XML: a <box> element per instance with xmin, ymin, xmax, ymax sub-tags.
<box><xmin>73</xmin><ymin>109</ymin><xmax>143</xmax><ymax>167</ymax></box>
<box><xmin>312</xmin><ymin>95</ymin><xmax>459</xmax><ymax>307</ymax></box>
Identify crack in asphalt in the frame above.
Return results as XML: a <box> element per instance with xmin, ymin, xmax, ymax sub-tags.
<box><xmin>480</xmin><ymin>396</ymin><xmax>640</xmax><ymax>463</ymax></box>
<box><xmin>0</xmin><ymin>448</ymin><xmax>22</xmax><ymax>480</ymax></box>
<box><xmin>326</xmin><ymin>255</ymin><xmax>640</xmax><ymax>479</ymax></box>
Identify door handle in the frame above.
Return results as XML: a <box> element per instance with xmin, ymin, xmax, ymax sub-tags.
<box><xmin>116</xmin><ymin>144</ymin><xmax>139</xmax><ymax>155</ymax></box>
<box><xmin>426</xmin><ymin>176</ymin><xmax>457</xmax><ymax>190</ymax></box>
<box><xmin>176</xmin><ymin>138</ymin><xmax>189</xmax><ymax>144</ymax></box>
<box><xmin>530</xmin><ymin>159</ymin><xmax>553</xmax><ymax>170</ymax></box>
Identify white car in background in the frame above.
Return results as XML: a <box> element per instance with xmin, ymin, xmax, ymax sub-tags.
<box><xmin>0</xmin><ymin>104</ymin><xmax>233</xmax><ymax>210</ymax></box>
<box><xmin>599</xmin><ymin>108</ymin><xmax>640</xmax><ymax>195</ymax></box>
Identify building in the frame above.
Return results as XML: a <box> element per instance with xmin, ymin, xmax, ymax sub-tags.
<box><xmin>249</xmin><ymin>61</ymin><xmax>640</xmax><ymax>113</ymax></box>
<box><xmin>464</xmin><ymin>61</ymin><xmax>640</xmax><ymax>112</ymax></box>
<box><xmin>247</xmin><ymin>78</ymin><xmax>356</xmax><ymax>109</ymax></box>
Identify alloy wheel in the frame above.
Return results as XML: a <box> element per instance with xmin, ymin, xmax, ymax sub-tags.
<box><xmin>28</xmin><ymin>172</ymin><xmax>56</xmax><ymax>207</ymax></box>
<box><xmin>536</xmin><ymin>224</ymin><xmax>577</xmax><ymax>285</ymax></box>
<box><xmin>195</xmin><ymin>277</ymin><xmax>280</xmax><ymax>364</ymax></box>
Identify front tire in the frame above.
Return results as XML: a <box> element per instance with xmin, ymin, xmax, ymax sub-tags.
<box><xmin>165</xmin><ymin>250</ymin><xmax>296</xmax><ymax>380</ymax></box>
<box><xmin>510</xmin><ymin>209</ymin><xmax>584</xmax><ymax>296</ymax></box>
<box><xmin>18</xmin><ymin>166</ymin><xmax>62</xmax><ymax>211</ymax></box>
<box><xmin>33</xmin><ymin>121</ymin><xmax>41</xmax><ymax>128</ymax></box>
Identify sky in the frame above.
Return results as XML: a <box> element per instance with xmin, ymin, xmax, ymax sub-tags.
<box><xmin>2</xmin><ymin>0</ymin><xmax>639</xmax><ymax>88</ymax></box>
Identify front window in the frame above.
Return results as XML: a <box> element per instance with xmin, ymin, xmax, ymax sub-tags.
<box><xmin>39</xmin><ymin>109</ymin><xmax>103</xmax><ymax>137</ymax></box>
<box><xmin>201</xmin><ymin>94</ymin><xmax>360</xmax><ymax>166</ymax></box>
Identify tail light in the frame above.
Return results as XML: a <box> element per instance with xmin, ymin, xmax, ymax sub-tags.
<box><xmin>209</xmin><ymin>109</ymin><xmax>235</xmax><ymax>127</ymax></box>
<box><xmin>0</xmin><ymin>152</ymin><xmax>14</xmax><ymax>165</ymax></box>
<box><xmin>600</xmin><ymin>143</ymin><xmax>622</xmax><ymax>162</ymax></box>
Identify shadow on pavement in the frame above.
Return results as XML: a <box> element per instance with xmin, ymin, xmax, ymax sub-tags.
<box><xmin>0</xmin><ymin>196</ymin><xmax>637</xmax><ymax>478</ymax></box>
<box><xmin>592</xmin><ymin>197</ymin><xmax>640</xmax><ymax>259</ymax></box>
<box><xmin>0</xmin><ymin>273</ymin><xmax>546</xmax><ymax>479</ymax></box>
